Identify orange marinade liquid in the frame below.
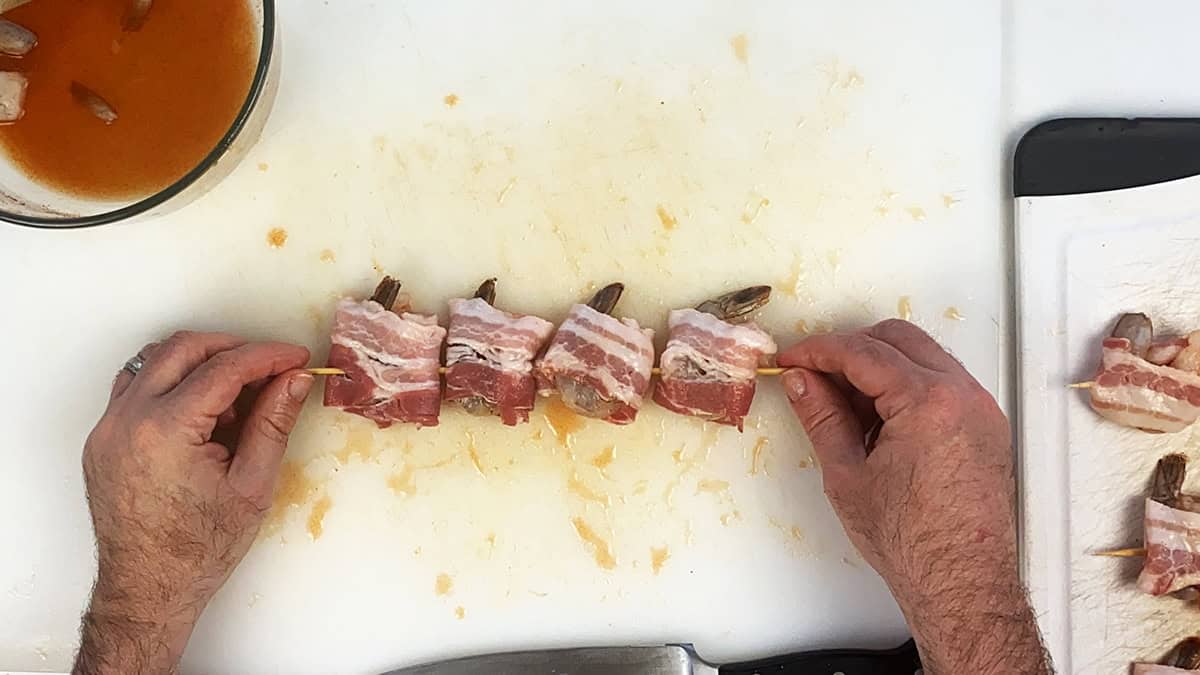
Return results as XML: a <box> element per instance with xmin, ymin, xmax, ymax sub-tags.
<box><xmin>0</xmin><ymin>0</ymin><xmax>257</xmax><ymax>200</ymax></box>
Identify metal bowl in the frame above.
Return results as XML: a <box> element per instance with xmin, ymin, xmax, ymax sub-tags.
<box><xmin>0</xmin><ymin>0</ymin><xmax>278</xmax><ymax>229</ymax></box>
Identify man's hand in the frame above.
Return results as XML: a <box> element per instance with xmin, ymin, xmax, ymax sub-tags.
<box><xmin>778</xmin><ymin>320</ymin><xmax>1049</xmax><ymax>675</ymax></box>
<box><xmin>75</xmin><ymin>332</ymin><xmax>314</xmax><ymax>675</ymax></box>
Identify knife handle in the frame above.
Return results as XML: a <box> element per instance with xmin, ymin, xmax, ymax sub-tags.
<box><xmin>718</xmin><ymin>639</ymin><xmax>920</xmax><ymax>675</ymax></box>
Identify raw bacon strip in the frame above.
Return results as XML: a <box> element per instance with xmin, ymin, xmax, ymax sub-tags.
<box><xmin>534</xmin><ymin>303</ymin><xmax>654</xmax><ymax>425</ymax></box>
<box><xmin>1090</xmin><ymin>337</ymin><xmax>1200</xmax><ymax>433</ymax></box>
<box><xmin>444</xmin><ymin>297</ymin><xmax>554</xmax><ymax>426</ymax></box>
<box><xmin>1137</xmin><ymin>498</ymin><xmax>1200</xmax><ymax>596</ymax></box>
<box><xmin>653</xmin><ymin>308</ymin><xmax>777</xmax><ymax>430</ymax></box>
<box><xmin>323</xmin><ymin>298</ymin><xmax>446</xmax><ymax>428</ymax></box>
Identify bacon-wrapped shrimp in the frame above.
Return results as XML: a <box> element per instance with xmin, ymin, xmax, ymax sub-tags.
<box><xmin>444</xmin><ymin>279</ymin><xmax>555</xmax><ymax>426</ymax></box>
<box><xmin>1090</xmin><ymin>313</ymin><xmax>1200</xmax><ymax>433</ymax></box>
<box><xmin>534</xmin><ymin>283</ymin><xmax>654</xmax><ymax>424</ymax></box>
<box><xmin>323</xmin><ymin>277</ymin><xmax>446</xmax><ymax>428</ymax></box>
<box><xmin>653</xmin><ymin>286</ymin><xmax>777</xmax><ymax>430</ymax></box>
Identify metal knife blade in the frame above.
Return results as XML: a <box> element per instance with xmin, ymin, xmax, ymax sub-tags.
<box><xmin>382</xmin><ymin>640</ymin><xmax>922</xmax><ymax>675</ymax></box>
<box><xmin>382</xmin><ymin>646</ymin><xmax>718</xmax><ymax>675</ymax></box>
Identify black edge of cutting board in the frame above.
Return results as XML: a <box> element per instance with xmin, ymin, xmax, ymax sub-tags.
<box><xmin>1014</xmin><ymin>117</ymin><xmax>1200</xmax><ymax>197</ymax></box>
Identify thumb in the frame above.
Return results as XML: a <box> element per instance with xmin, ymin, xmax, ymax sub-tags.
<box><xmin>782</xmin><ymin>368</ymin><xmax>866</xmax><ymax>471</ymax></box>
<box><xmin>228</xmin><ymin>369</ymin><xmax>314</xmax><ymax>509</ymax></box>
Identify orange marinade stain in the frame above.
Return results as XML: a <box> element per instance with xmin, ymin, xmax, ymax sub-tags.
<box><xmin>656</xmin><ymin>204</ymin><xmax>678</xmax><ymax>230</ymax></box>
<box><xmin>443</xmin><ymin>93</ymin><xmax>459</xmax><ymax>107</ymax></box>
<box><xmin>729</xmin><ymin>34</ymin><xmax>749</xmax><ymax>63</ymax></box>
<box><xmin>544</xmin><ymin>397</ymin><xmax>584</xmax><ymax>448</ymax></box>
<box><xmin>266</xmin><ymin>227</ymin><xmax>287</xmax><ymax>248</ymax></box>
<box><xmin>571</xmin><ymin>517</ymin><xmax>616</xmax><ymax>570</ymax></box>
<box><xmin>306</xmin><ymin>495</ymin><xmax>331</xmax><ymax>540</ymax></box>
<box><xmin>651</xmin><ymin>546</ymin><xmax>670</xmax><ymax>575</ymax></box>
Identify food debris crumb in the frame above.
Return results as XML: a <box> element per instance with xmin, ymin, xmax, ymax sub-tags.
<box><xmin>257</xmin><ymin>162</ymin><xmax>269</xmax><ymax>172</ymax></box>
<box><xmin>443</xmin><ymin>93</ymin><xmax>459</xmax><ymax>107</ymax></box>
<box><xmin>906</xmin><ymin>206</ymin><xmax>926</xmax><ymax>221</ymax></box>
<box><xmin>266</xmin><ymin>227</ymin><xmax>288</xmax><ymax>249</ymax></box>
<box><xmin>497</xmin><ymin>178</ymin><xmax>517</xmax><ymax>204</ymax></box>
<box><xmin>455</xmin><ymin>606</ymin><xmax>465</xmax><ymax>620</ymax></box>
<box><xmin>944</xmin><ymin>306</ymin><xmax>965</xmax><ymax>321</ymax></box>
<box><xmin>696</xmin><ymin>479</ymin><xmax>730</xmax><ymax>494</ymax></box>
<box><xmin>942</xmin><ymin>194</ymin><xmax>959</xmax><ymax>208</ymax></box>
<box><xmin>748</xmin><ymin>436</ymin><xmax>769</xmax><ymax>475</ymax></box>
<box><xmin>741</xmin><ymin>193</ymin><xmax>770</xmax><ymax>224</ymax></box>
<box><xmin>465</xmin><ymin>432</ymin><xmax>485</xmax><ymax>476</ymax></box>
<box><xmin>319</xmin><ymin>249</ymin><xmax>336</xmax><ymax>263</ymax></box>
<box><xmin>729</xmin><ymin>33</ymin><xmax>749</xmax><ymax>64</ymax></box>
<box><xmin>897</xmin><ymin>296</ymin><xmax>913</xmax><ymax>321</ymax></box>
<box><xmin>435</xmin><ymin>573</ymin><xmax>453</xmax><ymax>596</ymax></box>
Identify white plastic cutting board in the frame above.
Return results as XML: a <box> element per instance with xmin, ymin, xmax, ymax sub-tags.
<box><xmin>1018</xmin><ymin>176</ymin><xmax>1200</xmax><ymax>674</ymax></box>
<box><xmin>0</xmin><ymin>1</ymin><xmax>1007</xmax><ymax>673</ymax></box>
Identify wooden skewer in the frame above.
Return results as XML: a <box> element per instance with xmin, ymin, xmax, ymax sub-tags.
<box><xmin>1091</xmin><ymin>547</ymin><xmax>1146</xmax><ymax>558</ymax></box>
<box><xmin>1067</xmin><ymin>381</ymin><xmax>1095</xmax><ymax>389</ymax></box>
<box><xmin>307</xmin><ymin>366</ymin><xmax>789</xmax><ymax>377</ymax></box>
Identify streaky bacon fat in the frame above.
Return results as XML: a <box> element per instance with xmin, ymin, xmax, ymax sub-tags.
<box><xmin>653</xmin><ymin>308</ymin><xmax>777</xmax><ymax>430</ymax></box>
<box><xmin>444</xmin><ymin>297</ymin><xmax>555</xmax><ymax>426</ymax></box>
<box><xmin>534</xmin><ymin>303</ymin><xmax>654</xmax><ymax>425</ymax></box>
<box><xmin>323</xmin><ymin>298</ymin><xmax>446</xmax><ymax>428</ymax></box>
<box><xmin>1090</xmin><ymin>337</ymin><xmax>1200</xmax><ymax>433</ymax></box>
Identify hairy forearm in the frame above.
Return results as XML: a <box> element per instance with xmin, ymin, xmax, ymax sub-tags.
<box><xmin>73</xmin><ymin>577</ymin><xmax>198</xmax><ymax>675</ymax></box>
<box><xmin>890</xmin><ymin>539</ymin><xmax>1051</xmax><ymax>675</ymax></box>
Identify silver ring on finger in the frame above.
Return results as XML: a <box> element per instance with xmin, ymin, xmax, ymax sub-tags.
<box><xmin>122</xmin><ymin>353</ymin><xmax>147</xmax><ymax>376</ymax></box>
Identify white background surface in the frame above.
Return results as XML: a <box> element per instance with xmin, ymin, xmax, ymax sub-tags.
<box><xmin>0</xmin><ymin>0</ymin><xmax>1193</xmax><ymax>673</ymax></box>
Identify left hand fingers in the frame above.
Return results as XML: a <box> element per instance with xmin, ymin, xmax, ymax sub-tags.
<box><xmin>227</xmin><ymin>369</ymin><xmax>315</xmax><ymax>508</ymax></box>
<box><xmin>130</xmin><ymin>331</ymin><xmax>249</xmax><ymax>398</ymax></box>
<box><xmin>109</xmin><ymin>341</ymin><xmax>163</xmax><ymax>402</ymax></box>
<box><xmin>166</xmin><ymin>342</ymin><xmax>311</xmax><ymax>422</ymax></box>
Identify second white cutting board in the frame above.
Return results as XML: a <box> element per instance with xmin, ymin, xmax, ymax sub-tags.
<box><xmin>0</xmin><ymin>1</ymin><xmax>1007</xmax><ymax>672</ymax></box>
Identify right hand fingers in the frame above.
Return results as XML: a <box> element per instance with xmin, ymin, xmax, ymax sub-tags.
<box><xmin>778</xmin><ymin>332</ymin><xmax>927</xmax><ymax>420</ymax></box>
<box><xmin>130</xmin><ymin>332</ymin><xmax>248</xmax><ymax>397</ymax></box>
<box><xmin>782</xmin><ymin>368</ymin><xmax>866</xmax><ymax>471</ymax></box>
